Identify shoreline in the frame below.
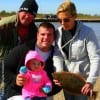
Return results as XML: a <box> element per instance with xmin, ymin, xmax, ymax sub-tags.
<box><xmin>35</xmin><ymin>18</ymin><xmax>100</xmax><ymax>22</ymax></box>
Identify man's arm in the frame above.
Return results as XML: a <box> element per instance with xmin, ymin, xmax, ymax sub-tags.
<box><xmin>4</xmin><ymin>46</ymin><xmax>21</xmax><ymax>86</ymax></box>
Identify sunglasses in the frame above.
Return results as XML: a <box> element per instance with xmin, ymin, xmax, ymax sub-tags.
<box><xmin>57</xmin><ymin>18</ymin><xmax>72</xmax><ymax>23</ymax></box>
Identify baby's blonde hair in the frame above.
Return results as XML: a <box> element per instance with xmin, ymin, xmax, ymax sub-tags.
<box><xmin>57</xmin><ymin>0</ymin><xmax>77</xmax><ymax>16</ymax></box>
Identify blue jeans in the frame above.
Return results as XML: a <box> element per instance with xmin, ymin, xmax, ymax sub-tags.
<box><xmin>64</xmin><ymin>91</ymin><xmax>88</xmax><ymax>100</ymax></box>
<box><xmin>0</xmin><ymin>95</ymin><xmax>6</xmax><ymax>100</ymax></box>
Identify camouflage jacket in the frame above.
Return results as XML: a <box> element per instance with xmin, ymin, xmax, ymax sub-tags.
<box><xmin>0</xmin><ymin>14</ymin><xmax>37</xmax><ymax>59</ymax></box>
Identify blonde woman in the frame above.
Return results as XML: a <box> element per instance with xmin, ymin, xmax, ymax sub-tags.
<box><xmin>55</xmin><ymin>1</ymin><xmax>100</xmax><ymax>100</ymax></box>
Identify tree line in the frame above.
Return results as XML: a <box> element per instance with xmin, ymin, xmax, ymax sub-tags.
<box><xmin>0</xmin><ymin>10</ymin><xmax>100</xmax><ymax>19</ymax></box>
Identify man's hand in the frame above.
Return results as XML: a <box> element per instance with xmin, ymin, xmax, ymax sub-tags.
<box><xmin>53</xmin><ymin>79</ymin><xmax>62</xmax><ymax>86</ymax></box>
<box><xmin>16</xmin><ymin>74</ymin><xmax>26</xmax><ymax>86</ymax></box>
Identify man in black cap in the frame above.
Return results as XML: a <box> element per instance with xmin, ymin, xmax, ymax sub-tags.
<box><xmin>0</xmin><ymin>0</ymin><xmax>38</xmax><ymax>99</ymax></box>
<box><xmin>0</xmin><ymin>0</ymin><xmax>38</xmax><ymax>57</ymax></box>
<box><xmin>19</xmin><ymin>0</ymin><xmax>38</xmax><ymax>16</ymax></box>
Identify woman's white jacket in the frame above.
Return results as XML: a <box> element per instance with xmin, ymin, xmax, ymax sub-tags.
<box><xmin>55</xmin><ymin>21</ymin><xmax>100</xmax><ymax>84</ymax></box>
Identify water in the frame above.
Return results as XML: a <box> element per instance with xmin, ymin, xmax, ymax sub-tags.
<box><xmin>36</xmin><ymin>22</ymin><xmax>100</xmax><ymax>46</ymax></box>
<box><xmin>84</xmin><ymin>22</ymin><xmax>100</xmax><ymax>46</ymax></box>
